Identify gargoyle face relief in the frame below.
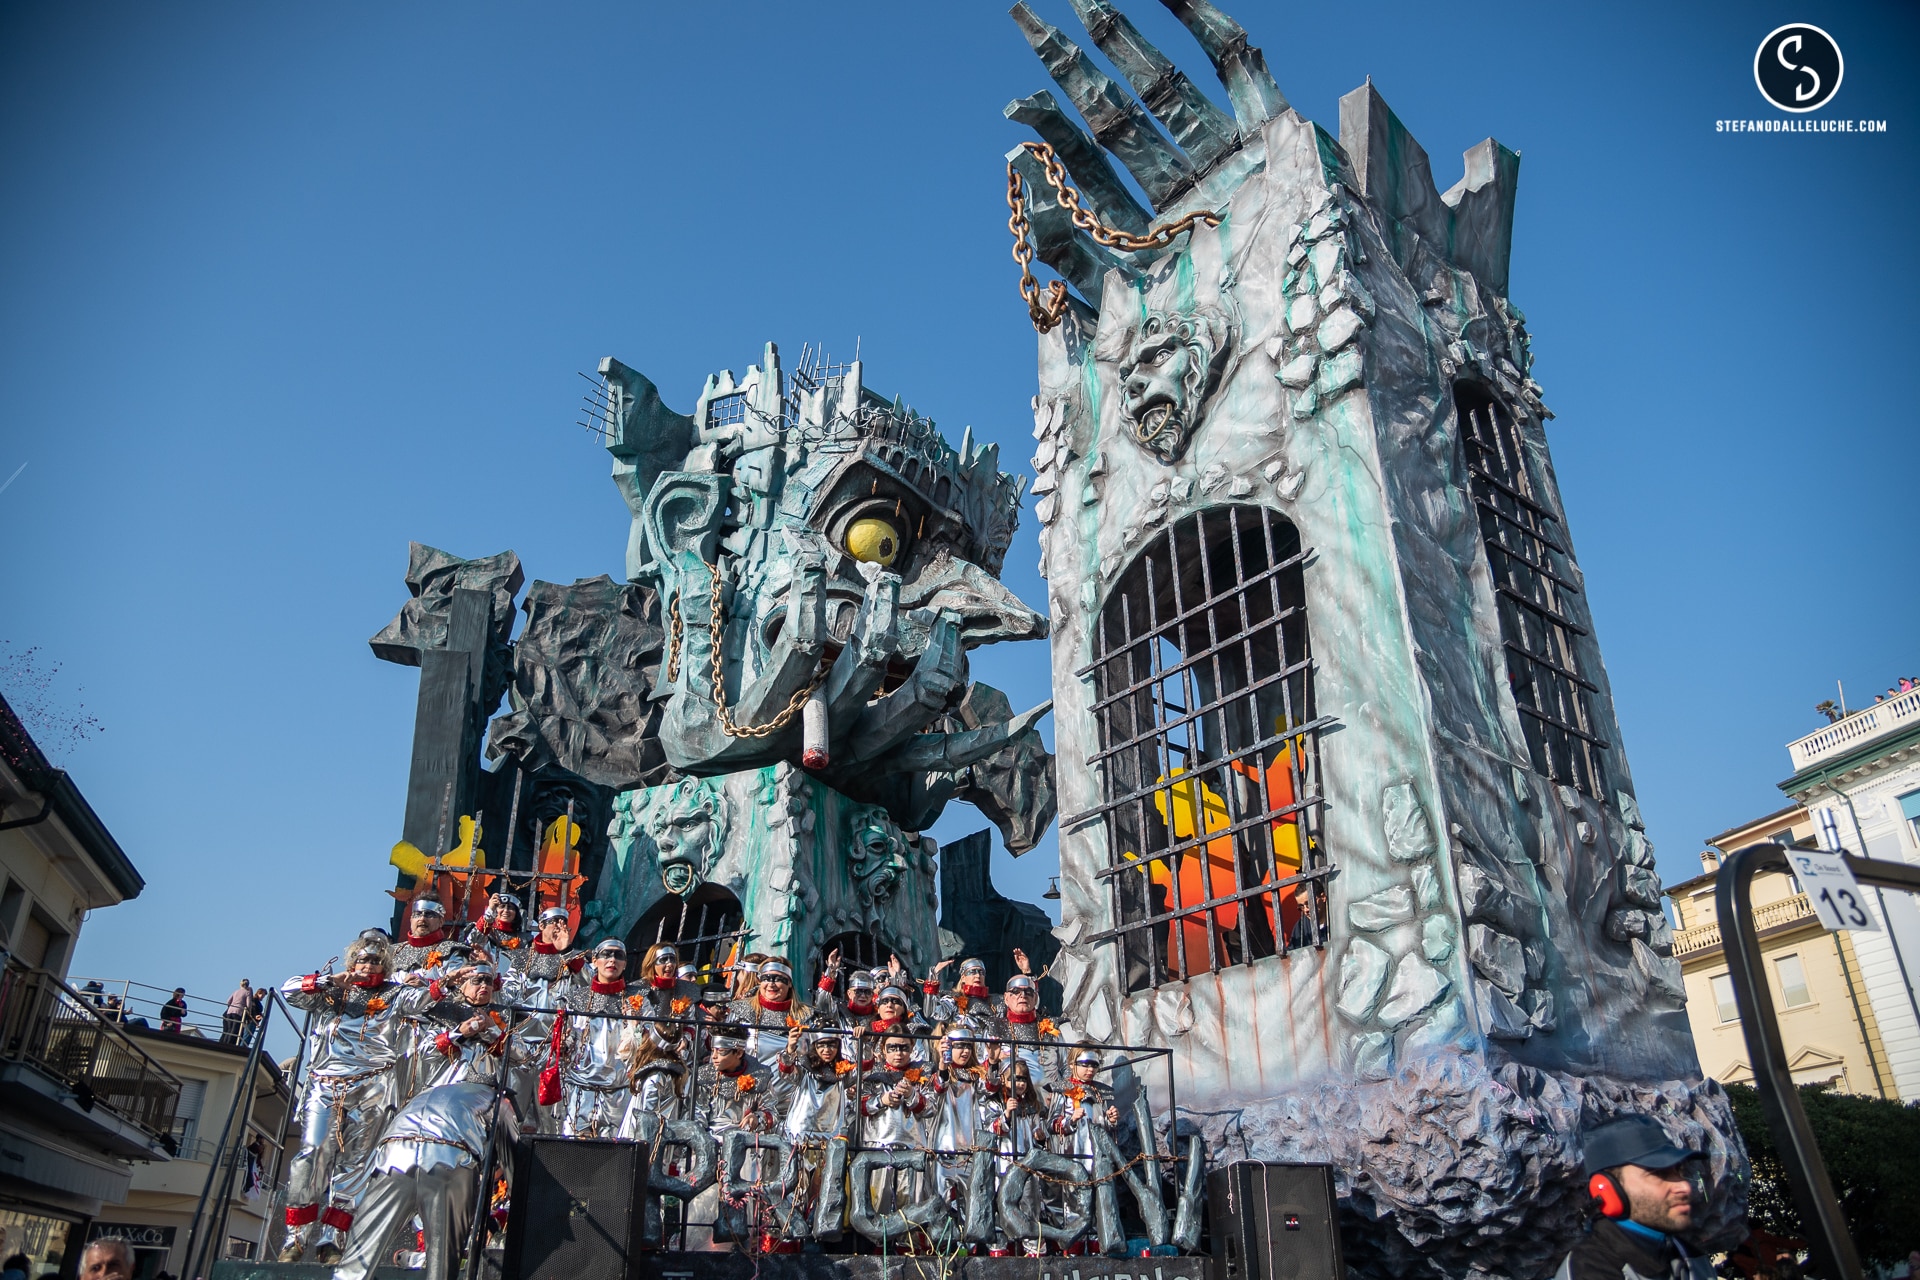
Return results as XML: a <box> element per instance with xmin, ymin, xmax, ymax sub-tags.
<box><xmin>646</xmin><ymin>778</ymin><xmax>720</xmax><ymax>898</ymax></box>
<box><xmin>847</xmin><ymin>807</ymin><xmax>910</xmax><ymax>905</ymax></box>
<box><xmin>1118</xmin><ymin>308</ymin><xmax>1230</xmax><ymax>463</ymax></box>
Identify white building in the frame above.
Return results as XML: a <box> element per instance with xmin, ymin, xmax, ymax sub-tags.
<box><xmin>1779</xmin><ymin>684</ymin><xmax>1920</xmax><ymax>1100</ymax></box>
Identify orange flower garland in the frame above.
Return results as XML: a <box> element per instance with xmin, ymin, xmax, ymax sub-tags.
<box><xmin>734</xmin><ymin>1073</ymin><xmax>757</xmax><ymax>1093</ymax></box>
<box><xmin>1036</xmin><ymin>1018</ymin><xmax>1058</xmax><ymax>1037</ymax></box>
<box><xmin>903</xmin><ymin>1067</ymin><xmax>925</xmax><ymax>1085</ymax></box>
<box><xmin>832</xmin><ymin>1060</ymin><xmax>856</xmax><ymax>1076</ymax></box>
<box><xmin>425</xmin><ymin>950</ymin><xmax>444</xmax><ymax>968</ymax></box>
<box><xmin>671</xmin><ymin>997</ymin><xmax>693</xmax><ymax>1016</ymax></box>
<box><xmin>626</xmin><ymin>995</ymin><xmax>648</xmax><ymax>1013</ymax></box>
<box><xmin>365</xmin><ymin>996</ymin><xmax>388</xmax><ymax>1014</ymax></box>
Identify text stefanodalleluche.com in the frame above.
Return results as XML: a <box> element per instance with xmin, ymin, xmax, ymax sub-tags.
<box><xmin>1718</xmin><ymin>118</ymin><xmax>1887</xmax><ymax>133</ymax></box>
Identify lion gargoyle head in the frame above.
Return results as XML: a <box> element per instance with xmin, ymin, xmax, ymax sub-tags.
<box><xmin>646</xmin><ymin>777</ymin><xmax>722</xmax><ymax>898</ymax></box>
<box><xmin>1117</xmin><ymin>307</ymin><xmax>1232</xmax><ymax>463</ymax></box>
<box><xmin>846</xmin><ymin>806</ymin><xmax>910</xmax><ymax>905</ymax></box>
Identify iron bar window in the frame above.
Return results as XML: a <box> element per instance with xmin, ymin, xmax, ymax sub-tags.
<box><xmin>1084</xmin><ymin>505</ymin><xmax>1330</xmax><ymax>993</ymax></box>
<box><xmin>1457</xmin><ymin>384</ymin><xmax>1608</xmax><ymax>797</ymax></box>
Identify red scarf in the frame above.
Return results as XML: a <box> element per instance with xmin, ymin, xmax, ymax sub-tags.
<box><xmin>1006</xmin><ymin>1009</ymin><xmax>1037</xmax><ymax>1024</ymax></box>
<box><xmin>591</xmin><ymin>979</ymin><xmax>627</xmax><ymax>995</ymax></box>
<box><xmin>351</xmin><ymin>977</ymin><xmax>386</xmax><ymax>990</ymax></box>
<box><xmin>757</xmin><ymin>995</ymin><xmax>791</xmax><ymax>1012</ymax></box>
<box><xmin>959</xmin><ymin>979</ymin><xmax>990</xmax><ymax>998</ymax></box>
<box><xmin>651</xmin><ymin>976</ymin><xmax>678</xmax><ymax>990</ymax></box>
<box><xmin>870</xmin><ymin>1015</ymin><xmax>902</xmax><ymax>1033</ymax></box>
<box><xmin>846</xmin><ymin>998</ymin><xmax>876</xmax><ymax>1017</ymax></box>
<box><xmin>406</xmin><ymin>928</ymin><xmax>446</xmax><ymax>947</ymax></box>
<box><xmin>534</xmin><ymin>941</ymin><xmax>564</xmax><ymax>955</ymax></box>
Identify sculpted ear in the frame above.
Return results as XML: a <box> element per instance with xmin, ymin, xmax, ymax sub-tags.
<box><xmin>643</xmin><ymin>473</ymin><xmax>728</xmax><ymax>570</ymax></box>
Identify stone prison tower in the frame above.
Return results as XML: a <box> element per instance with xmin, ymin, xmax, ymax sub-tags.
<box><xmin>1006</xmin><ymin>0</ymin><xmax>1741</xmax><ymax>1270</ymax></box>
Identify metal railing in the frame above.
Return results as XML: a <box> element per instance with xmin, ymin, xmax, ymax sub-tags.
<box><xmin>1672</xmin><ymin>891</ymin><xmax>1818</xmax><ymax>956</ymax></box>
<box><xmin>1787</xmin><ymin>687</ymin><xmax>1920</xmax><ymax>770</ymax></box>
<box><xmin>0</xmin><ymin>957</ymin><xmax>183</xmax><ymax>1145</ymax></box>
<box><xmin>66</xmin><ymin>975</ymin><xmax>249</xmax><ymax>1041</ymax></box>
<box><xmin>1719</xmin><ymin>843</ymin><xmax>1920</xmax><ymax>1280</ymax></box>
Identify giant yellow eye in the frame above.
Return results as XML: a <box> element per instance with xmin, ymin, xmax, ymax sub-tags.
<box><xmin>845</xmin><ymin>517</ymin><xmax>902</xmax><ymax>566</ymax></box>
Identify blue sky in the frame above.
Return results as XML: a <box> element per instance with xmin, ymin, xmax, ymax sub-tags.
<box><xmin>2</xmin><ymin>1</ymin><xmax>1913</xmax><ymax>1006</ymax></box>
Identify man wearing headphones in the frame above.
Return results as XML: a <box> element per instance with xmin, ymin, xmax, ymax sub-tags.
<box><xmin>1555</xmin><ymin>1115</ymin><xmax>1713</xmax><ymax>1280</ymax></box>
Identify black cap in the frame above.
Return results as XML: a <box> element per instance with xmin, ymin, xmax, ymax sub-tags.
<box><xmin>1582</xmin><ymin>1116</ymin><xmax>1696</xmax><ymax>1175</ymax></box>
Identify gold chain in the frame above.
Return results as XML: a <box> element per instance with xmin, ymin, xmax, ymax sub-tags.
<box><xmin>705</xmin><ymin>561</ymin><xmax>827</xmax><ymax>739</ymax></box>
<box><xmin>665</xmin><ymin>590</ymin><xmax>683</xmax><ymax>683</ymax></box>
<box><xmin>1005</xmin><ymin>140</ymin><xmax>1224</xmax><ymax>334</ymax></box>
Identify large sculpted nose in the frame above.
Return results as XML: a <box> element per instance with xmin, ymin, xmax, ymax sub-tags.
<box><xmin>899</xmin><ymin>551</ymin><xmax>1048</xmax><ymax>648</ymax></box>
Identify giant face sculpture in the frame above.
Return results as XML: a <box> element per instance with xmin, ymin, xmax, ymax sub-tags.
<box><xmin>846</xmin><ymin>806</ymin><xmax>910</xmax><ymax>906</ymax></box>
<box><xmin>1116</xmin><ymin>307</ymin><xmax>1230</xmax><ymax>463</ymax></box>
<box><xmin>600</xmin><ymin>345</ymin><xmax>1058</xmax><ymax>850</ymax></box>
<box><xmin>645</xmin><ymin>777</ymin><xmax>720</xmax><ymax>898</ymax></box>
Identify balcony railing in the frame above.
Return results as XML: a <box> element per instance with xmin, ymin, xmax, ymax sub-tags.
<box><xmin>0</xmin><ymin>958</ymin><xmax>183</xmax><ymax>1146</ymax></box>
<box><xmin>1787</xmin><ymin>686</ymin><xmax>1920</xmax><ymax>772</ymax></box>
<box><xmin>1673</xmin><ymin>892</ymin><xmax>1818</xmax><ymax>957</ymax></box>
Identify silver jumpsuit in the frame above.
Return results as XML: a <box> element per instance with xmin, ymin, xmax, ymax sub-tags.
<box><xmin>553</xmin><ymin>983</ymin><xmax>641</xmax><ymax>1138</ymax></box>
<box><xmin>278</xmin><ymin>976</ymin><xmax>444</xmax><ymax>1258</ymax></box>
<box><xmin>333</xmin><ymin>1080</ymin><xmax>519</xmax><ymax>1280</ymax></box>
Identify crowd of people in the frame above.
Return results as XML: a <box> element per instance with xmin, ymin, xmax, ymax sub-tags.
<box><xmin>275</xmin><ymin>890</ymin><xmax>1128</xmax><ymax>1277</ymax></box>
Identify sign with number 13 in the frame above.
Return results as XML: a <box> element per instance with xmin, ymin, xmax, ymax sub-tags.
<box><xmin>1790</xmin><ymin>850</ymin><xmax>1881</xmax><ymax>933</ymax></box>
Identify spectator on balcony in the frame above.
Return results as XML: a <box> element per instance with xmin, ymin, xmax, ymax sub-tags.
<box><xmin>79</xmin><ymin>980</ymin><xmax>105</xmax><ymax>1007</ymax></box>
<box><xmin>161</xmin><ymin>987</ymin><xmax>188</xmax><ymax>1032</ymax></box>
<box><xmin>223</xmin><ymin>979</ymin><xmax>252</xmax><ymax>1044</ymax></box>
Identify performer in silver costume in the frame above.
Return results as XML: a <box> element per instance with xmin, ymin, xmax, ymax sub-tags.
<box><xmin>616</xmin><ymin>1020</ymin><xmax>690</xmax><ymax>1145</ymax></box>
<box><xmin>553</xmin><ymin>939</ymin><xmax>640</xmax><ymax>1138</ymax></box>
<box><xmin>508</xmin><ymin>906</ymin><xmax>584</xmax><ymax>1125</ymax></box>
<box><xmin>416</xmin><ymin>962</ymin><xmax>514</xmax><ymax>1090</ymax></box>
<box><xmin>685</xmin><ymin>1029</ymin><xmax>775</xmax><ymax>1249</ymax></box>
<box><xmin>855</xmin><ymin>986</ymin><xmax>932</xmax><ymax>1066</ymax></box>
<box><xmin>389</xmin><ymin>896</ymin><xmax>453</xmax><ymax>982</ymax></box>
<box><xmin>725</xmin><ymin>956</ymin><xmax>809</xmax><ymax>1069</ymax></box>
<box><xmin>1049</xmin><ymin>1046</ymin><xmax>1120</xmax><ymax>1172</ymax></box>
<box><xmin>811</xmin><ymin>951</ymin><xmax>876</xmax><ymax>1025</ymax></box>
<box><xmin>985</xmin><ymin>1058</ymin><xmax>1053</xmax><ymax>1256</ymax></box>
<box><xmin>775</xmin><ymin>1024</ymin><xmax>855</xmax><ymax>1237</ymax></box>
<box><xmin>332</xmin><ymin>1078</ymin><xmax>520</xmax><ymax>1280</ymax></box>
<box><xmin>921</xmin><ymin>957</ymin><xmax>996</xmax><ymax>1025</ymax></box>
<box><xmin>983</xmin><ymin>974</ymin><xmax>1060</xmax><ymax>1085</ymax></box>
<box><xmin>464</xmin><ymin>890</ymin><xmax>528</xmax><ymax>970</ymax></box>
<box><xmin>632</xmin><ymin>942</ymin><xmax>700</xmax><ymax>1020</ymax></box>
<box><xmin>276</xmin><ymin>933</ymin><xmax>447</xmax><ymax>1263</ymax></box>
<box><xmin>857</xmin><ymin>1034</ymin><xmax>934</xmax><ymax>1213</ymax></box>
<box><xmin>927</xmin><ymin>1025</ymin><xmax>994</xmax><ymax>1210</ymax></box>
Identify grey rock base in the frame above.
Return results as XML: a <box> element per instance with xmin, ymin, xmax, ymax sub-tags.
<box><xmin>1174</xmin><ymin>1050</ymin><xmax>1746</xmax><ymax>1280</ymax></box>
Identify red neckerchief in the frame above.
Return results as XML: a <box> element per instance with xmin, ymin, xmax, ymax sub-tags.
<box><xmin>870</xmin><ymin>1015</ymin><xmax>902</xmax><ymax>1033</ymax></box>
<box><xmin>406</xmin><ymin>928</ymin><xmax>446</xmax><ymax>947</ymax></box>
<box><xmin>959</xmin><ymin>979</ymin><xmax>989</xmax><ymax>998</ymax></box>
<box><xmin>533</xmin><ymin>940</ymin><xmax>561</xmax><ymax>955</ymax></box>
<box><xmin>351</xmin><ymin>977</ymin><xmax>386</xmax><ymax>990</ymax></box>
<box><xmin>591</xmin><ymin>979</ymin><xmax>627</xmax><ymax>995</ymax></box>
<box><xmin>651</xmin><ymin>976</ymin><xmax>677</xmax><ymax>990</ymax></box>
<box><xmin>1006</xmin><ymin>1009</ymin><xmax>1037</xmax><ymax>1024</ymax></box>
<box><xmin>846</xmin><ymin>998</ymin><xmax>876</xmax><ymax>1017</ymax></box>
<box><xmin>757</xmin><ymin>995</ymin><xmax>791</xmax><ymax>1012</ymax></box>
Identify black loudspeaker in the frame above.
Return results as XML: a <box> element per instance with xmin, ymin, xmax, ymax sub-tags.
<box><xmin>503</xmin><ymin>1137</ymin><xmax>649</xmax><ymax>1280</ymax></box>
<box><xmin>1208</xmin><ymin>1161</ymin><xmax>1343</xmax><ymax>1280</ymax></box>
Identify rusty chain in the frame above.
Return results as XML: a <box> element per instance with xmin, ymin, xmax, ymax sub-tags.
<box><xmin>706</xmin><ymin>560</ymin><xmax>827</xmax><ymax>739</ymax></box>
<box><xmin>1006</xmin><ymin>140</ymin><xmax>1224</xmax><ymax>334</ymax></box>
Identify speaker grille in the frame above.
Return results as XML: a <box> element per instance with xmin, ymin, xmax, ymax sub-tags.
<box><xmin>506</xmin><ymin>1138</ymin><xmax>645</xmax><ymax>1280</ymax></box>
<box><xmin>1208</xmin><ymin>1161</ymin><xmax>1341</xmax><ymax>1280</ymax></box>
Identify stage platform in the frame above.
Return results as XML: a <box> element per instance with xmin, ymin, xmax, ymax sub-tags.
<box><xmin>210</xmin><ymin>1254</ymin><xmax>1211</xmax><ymax>1280</ymax></box>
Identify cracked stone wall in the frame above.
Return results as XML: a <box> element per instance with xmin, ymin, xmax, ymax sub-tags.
<box><xmin>1019</xmin><ymin>52</ymin><xmax>1730</xmax><ymax>1275</ymax></box>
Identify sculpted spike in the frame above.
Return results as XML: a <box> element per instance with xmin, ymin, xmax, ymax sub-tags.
<box><xmin>1009</xmin><ymin>2</ymin><xmax>1194</xmax><ymax>209</ymax></box>
<box><xmin>1067</xmin><ymin>0</ymin><xmax>1237</xmax><ymax>171</ymax></box>
<box><xmin>1156</xmin><ymin>0</ymin><xmax>1288</xmax><ymax>127</ymax></box>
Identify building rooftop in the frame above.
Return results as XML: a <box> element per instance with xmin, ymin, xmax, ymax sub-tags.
<box><xmin>1785</xmin><ymin>683</ymin><xmax>1920</xmax><ymax>780</ymax></box>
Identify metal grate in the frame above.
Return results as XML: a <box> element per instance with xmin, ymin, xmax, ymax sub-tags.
<box><xmin>706</xmin><ymin>392</ymin><xmax>748</xmax><ymax>430</ymax></box>
<box><xmin>815</xmin><ymin>931</ymin><xmax>887</xmax><ymax>988</ymax></box>
<box><xmin>626</xmin><ymin>890</ymin><xmax>745</xmax><ymax>986</ymax></box>
<box><xmin>1078</xmin><ymin>505</ymin><xmax>1331</xmax><ymax>993</ymax></box>
<box><xmin>1456</xmin><ymin>385</ymin><xmax>1608</xmax><ymax>797</ymax></box>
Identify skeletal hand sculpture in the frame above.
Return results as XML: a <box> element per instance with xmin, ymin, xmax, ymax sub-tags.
<box><xmin>598</xmin><ymin>345</ymin><xmax>1056</xmax><ymax>852</ymax></box>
